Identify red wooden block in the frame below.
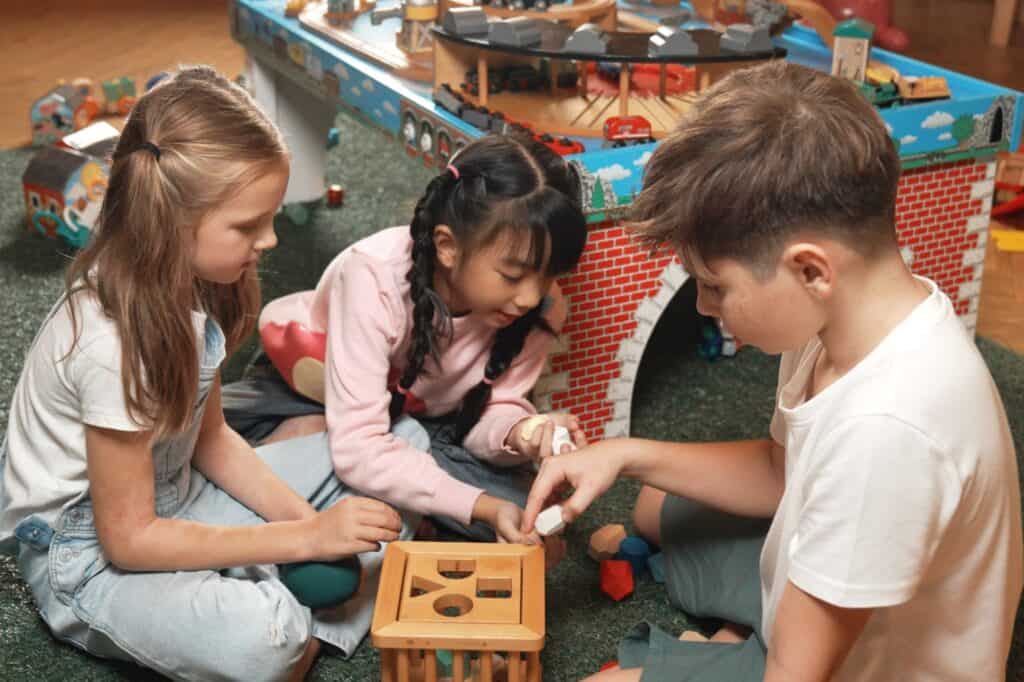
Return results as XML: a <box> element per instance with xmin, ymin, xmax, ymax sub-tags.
<box><xmin>600</xmin><ymin>559</ymin><xmax>634</xmax><ymax>602</ymax></box>
<box><xmin>326</xmin><ymin>183</ymin><xmax>344</xmax><ymax>208</ymax></box>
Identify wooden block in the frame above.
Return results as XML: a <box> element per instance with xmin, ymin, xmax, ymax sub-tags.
<box><xmin>536</xmin><ymin>505</ymin><xmax>565</xmax><ymax>536</ymax></box>
<box><xmin>588</xmin><ymin>523</ymin><xmax>626</xmax><ymax>561</ymax></box>
<box><xmin>551</xmin><ymin>425</ymin><xmax>575</xmax><ymax>454</ymax></box>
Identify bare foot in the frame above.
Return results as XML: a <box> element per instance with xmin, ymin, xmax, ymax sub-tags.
<box><xmin>679</xmin><ymin>630</ymin><xmax>709</xmax><ymax>642</ymax></box>
<box><xmin>260</xmin><ymin>414</ymin><xmax>327</xmax><ymax>445</ymax></box>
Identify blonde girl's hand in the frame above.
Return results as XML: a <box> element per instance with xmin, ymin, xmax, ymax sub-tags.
<box><xmin>508</xmin><ymin>413</ymin><xmax>589</xmax><ymax>461</ymax></box>
<box><xmin>310</xmin><ymin>496</ymin><xmax>402</xmax><ymax>560</ymax></box>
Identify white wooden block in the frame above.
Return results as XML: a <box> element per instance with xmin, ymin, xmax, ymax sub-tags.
<box><xmin>536</xmin><ymin>505</ymin><xmax>565</xmax><ymax>536</ymax></box>
<box><xmin>551</xmin><ymin>426</ymin><xmax>575</xmax><ymax>455</ymax></box>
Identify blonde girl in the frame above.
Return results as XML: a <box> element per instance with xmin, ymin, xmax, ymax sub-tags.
<box><xmin>0</xmin><ymin>66</ymin><xmax>416</xmax><ymax>682</ymax></box>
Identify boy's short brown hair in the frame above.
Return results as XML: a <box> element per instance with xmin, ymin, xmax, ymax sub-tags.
<box><xmin>630</xmin><ymin>60</ymin><xmax>901</xmax><ymax>275</ymax></box>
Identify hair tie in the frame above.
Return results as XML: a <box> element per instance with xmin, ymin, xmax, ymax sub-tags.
<box><xmin>138</xmin><ymin>141</ymin><xmax>161</xmax><ymax>161</ymax></box>
<box><xmin>482</xmin><ymin>375</ymin><xmax>494</xmax><ymax>386</ymax></box>
<box><xmin>394</xmin><ymin>384</ymin><xmax>409</xmax><ymax>395</ymax></box>
<box><xmin>447</xmin><ymin>164</ymin><xmax>459</xmax><ymax>180</ymax></box>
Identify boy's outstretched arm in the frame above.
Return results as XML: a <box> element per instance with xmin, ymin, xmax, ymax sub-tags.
<box><xmin>522</xmin><ymin>437</ymin><xmax>785</xmax><ymax>532</ymax></box>
<box><xmin>765</xmin><ymin>581</ymin><xmax>873</xmax><ymax>682</ymax></box>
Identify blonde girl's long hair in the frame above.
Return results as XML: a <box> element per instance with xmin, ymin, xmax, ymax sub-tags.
<box><xmin>65</xmin><ymin>66</ymin><xmax>289</xmax><ymax>439</ymax></box>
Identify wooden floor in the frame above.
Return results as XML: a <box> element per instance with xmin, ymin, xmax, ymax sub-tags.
<box><xmin>2</xmin><ymin>0</ymin><xmax>1022</xmax><ymax>352</ymax></box>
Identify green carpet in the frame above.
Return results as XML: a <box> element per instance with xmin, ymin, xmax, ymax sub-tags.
<box><xmin>1</xmin><ymin>111</ymin><xmax>1022</xmax><ymax>681</ymax></box>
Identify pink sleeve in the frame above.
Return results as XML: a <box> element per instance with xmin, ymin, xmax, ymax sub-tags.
<box><xmin>461</xmin><ymin>330</ymin><xmax>550</xmax><ymax>465</ymax></box>
<box><xmin>462</xmin><ymin>286</ymin><xmax>568</xmax><ymax>464</ymax></box>
<box><xmin>322</xmin><ymin>252</ymin><xmax>484</xmax><ymax>524</ymax></box>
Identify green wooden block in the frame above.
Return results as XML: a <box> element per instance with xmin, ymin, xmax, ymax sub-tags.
<box><xmin>278</xmin><ymin>557</ymin><xmax>361</xmax><ymax>609</ymax></box>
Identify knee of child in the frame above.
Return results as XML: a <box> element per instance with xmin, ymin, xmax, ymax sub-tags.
<box><xmin>228</xmin><ymin>589</ymin><xmax>313</xmax><ymax>680</ymax></box>
<box><xmin>392</xmin><ymin>416</ymin><xmax>430</xmax><ymax>451</ymax></box>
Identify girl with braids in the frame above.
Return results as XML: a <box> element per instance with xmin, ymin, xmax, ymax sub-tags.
<box><xmin>0</xmin><ymin>67</ymin><xmax>413</xmax><ymax>681</ymax></box>
<box><xmin>224</xmin><ymin>134</ymin><xmax>589</xmax><ymax>543</ymax></box>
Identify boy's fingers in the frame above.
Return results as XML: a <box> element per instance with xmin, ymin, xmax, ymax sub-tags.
<box><xmin>522</xmin><ymin>469</ymin><xmax>560</xmax><ymax>532</ymax></box>
<box><xmin>560</xmin><ymin>484</ymin><xmax>601</xmax><ymax>523</ymax></box>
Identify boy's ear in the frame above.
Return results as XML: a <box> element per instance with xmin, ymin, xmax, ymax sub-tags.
<box><xmin>781</xmin><ymin>242</ymin><xmax>834</xmax><ymax>300</ymax></box>
<box><xmin>433</xmin><ymin>224</ymin><xmax>459</xmax><ymax>269</ymax></box>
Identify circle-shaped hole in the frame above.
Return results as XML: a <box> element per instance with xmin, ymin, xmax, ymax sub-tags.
<box><xmin>433</xmin><ymin>594</ymin><xmax>474</xmax><ymax>618</ymax></box>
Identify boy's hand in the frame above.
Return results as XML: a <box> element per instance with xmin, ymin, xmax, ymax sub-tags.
<box><xmin>507</xmin><ymin>413</ymin><xmax>588</xmax><ymax>460</ymax></box>
<box><xmin>310</xmin><ymin>496</ymin><xmax>402</xmax><ymax>559</ymax></box>
<box><xmin>520</xmin><ymin>439</ymin><xmax>627</xmax><ymax>534</ymax></box>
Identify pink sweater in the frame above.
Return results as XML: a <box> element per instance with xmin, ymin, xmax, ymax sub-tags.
<box><xmin>265</xmin><ymin>227</ymin><xmax>562</xmax><ymax>524</ymax></box>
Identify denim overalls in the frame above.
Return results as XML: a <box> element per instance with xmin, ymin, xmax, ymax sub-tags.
<box><xmin>5</xmin><ymin>311</ymin><xmax>422</xmax><ymax>682</ymax></box>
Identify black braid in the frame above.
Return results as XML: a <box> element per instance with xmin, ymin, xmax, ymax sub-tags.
<box><xmin>453</xmin><ymin>303</ymin><xmax>551</xmax><ymax>441</ymax></box>
<box><xmin>389</xmin><ymin>174</ymin><xmax>455</xmax><ymax>420</ymax></box>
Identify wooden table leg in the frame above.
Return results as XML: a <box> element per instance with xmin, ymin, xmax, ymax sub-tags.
<box><xmin>991</xmin><ymin>0</ymin><xmax>1020</xmax><ymax>47</ymax></box>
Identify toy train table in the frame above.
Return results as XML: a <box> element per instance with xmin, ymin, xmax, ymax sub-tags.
<box><xmin>232</xmin><ymin>0</ymin><xmax>1022</xmax><ymax>441</ymax></box>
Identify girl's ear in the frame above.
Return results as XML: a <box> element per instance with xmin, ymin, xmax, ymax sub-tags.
<box><xmin>433</xmin><ymin>224</ymin><xmax>459</xmax><ymax>269</ymax></box>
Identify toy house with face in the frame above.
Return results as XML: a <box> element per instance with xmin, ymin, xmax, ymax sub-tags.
<box><xmin>831</xmin><ymin>18</ymin><xmax>874</xmax><ymax>83</ymax></box>
<box><xmin>22</xmin><ymin>125</ymin><xmax>117</xmax><ymax>249</ymax></box>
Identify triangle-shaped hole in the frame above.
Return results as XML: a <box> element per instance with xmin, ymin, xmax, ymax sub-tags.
<box><xmin>410</xmin><ymin>575</ymin><xmax>445</xmax><ymax>598</ymax></box>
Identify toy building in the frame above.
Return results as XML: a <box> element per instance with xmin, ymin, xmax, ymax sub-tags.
<box><xmin>830</xmin><ymin>17</ymin><xmax>873</xmax><ymax>82</ymax></box>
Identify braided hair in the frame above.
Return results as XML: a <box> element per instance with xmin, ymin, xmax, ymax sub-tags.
<box><xmin>389</xmin><ymin>134</ymin><xmax>587</xmax><ymax>441</ymax></box>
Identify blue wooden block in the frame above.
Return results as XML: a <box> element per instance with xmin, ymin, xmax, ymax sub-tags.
<box><xmin>615</xmin><ymin>536</ymin><xmax>651</xmax><ymax>578</ymax></box>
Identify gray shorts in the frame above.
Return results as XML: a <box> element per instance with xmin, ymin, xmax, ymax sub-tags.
<box><xmin>618</xmin><ymin>495</ymin><xmax>770</xmax><ymax>682</ymax></box>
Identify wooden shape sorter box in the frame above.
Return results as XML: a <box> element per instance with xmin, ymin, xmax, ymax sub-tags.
<box><xmin>372</xmin><ymin>541</ymin><xmax>545</xmax><ymax>682</ymax></box>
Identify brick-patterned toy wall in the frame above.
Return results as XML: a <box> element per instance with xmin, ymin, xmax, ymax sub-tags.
<box><xmin>533</xmin><ymin>158</ymin><xmax>999</xmax><ymax>442</ymax></box>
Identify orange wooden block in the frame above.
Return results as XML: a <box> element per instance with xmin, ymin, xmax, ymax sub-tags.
<box><xmin>588</xmin><ymin>523</ymin><xmax>626</xmax><ymax>561</ymax></box>
<box><xmin>372</xmin><ymin>541</ymin><xmax>546</xmax><ymax>681</ymax></box>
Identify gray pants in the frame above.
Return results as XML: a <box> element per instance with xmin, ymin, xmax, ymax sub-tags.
<box><xmin>618</xmin><ymin>495</ymin><xmax>770</xmax><ymax>682</ymax></box>
<box><xmin>222</xmin><ymin>375</ymin><xmax>533</xmax><ymax>542</ymax></box>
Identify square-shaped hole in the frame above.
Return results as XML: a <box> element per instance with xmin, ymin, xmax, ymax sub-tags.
<box><xmin>476</xmin><ymin>576</ymin><xmax>513</xmax><ymax>599</ymax></box>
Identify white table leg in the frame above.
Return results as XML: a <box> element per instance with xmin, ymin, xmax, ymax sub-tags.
<box><xmin>246</xmin><ymin>55</ymin><xmax>335</xmax><ymax>204</ymax></box>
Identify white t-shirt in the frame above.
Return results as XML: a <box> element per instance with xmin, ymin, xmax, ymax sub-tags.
<box><xmin>761</xmin><ymin>277</ymin><xmax>1022</xmax><ymax>681</ymax></box>
<box><xmin>0</xmin><ymin>292</ymin><xmax>205</xmax><ymax>540</ymax></box>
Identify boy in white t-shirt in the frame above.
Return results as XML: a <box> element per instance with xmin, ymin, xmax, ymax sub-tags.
<box><xmin>522</xmin><ymin>60</ymin><xmax>1022</xmax><ymax>682</ymax></box>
